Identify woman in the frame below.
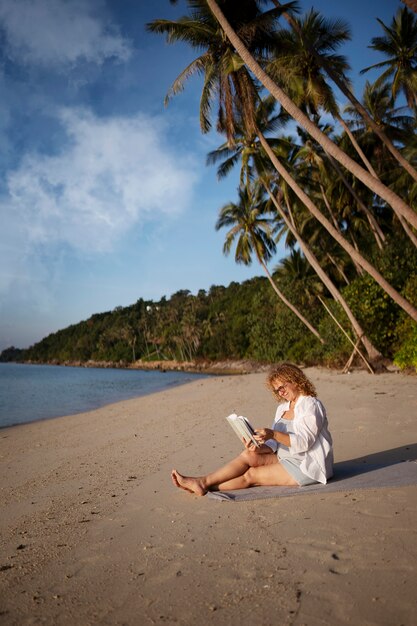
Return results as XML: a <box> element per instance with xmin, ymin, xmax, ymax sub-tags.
<box><xmin>171</xmin><ymin>363</ymin><xmax>333</xmax><ymax>495</ymax></box>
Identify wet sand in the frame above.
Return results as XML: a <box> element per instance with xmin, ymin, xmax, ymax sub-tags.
<box><xmin>1</xmin><ymin>368</ymin><xmax>417</xmax><ymax>625</ymax></box>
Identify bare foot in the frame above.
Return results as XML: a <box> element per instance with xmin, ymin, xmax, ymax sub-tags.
<box><xmin>171</xmin><ymin>469</ymin><xmax>193</xmax><ymax>493</ymax></box>
<box><xmin>171</xmin><ymin>469</ymin><xmax>207</xmax><ymax>496</ymax></box>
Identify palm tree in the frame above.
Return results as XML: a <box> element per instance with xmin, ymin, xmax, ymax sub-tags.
<box><xmin>209</xmin><ymin>99</ymin><xmax>412</xmax><ymax>356</ymax></box>
<box><xmin>274</xmin><ymin>249</ymin><xmax>324</xmax><ymax>301</ymax></box>
<box><xmin>206</xmin><ymin>0</ymin><xmax>417</xmax><ymax>227</ymax></box>
<box><xmin>147</xmin><ymin>1</ymin><xmax>295</xmax><ymax>146</ymax></box>
<box><xmin>294</xmin><ymin>129</ymin><xmax>386</xmax><ymax>250</ymax></box>
<box><xmin>154</xmin><ymin>1</ymin><xmax>417</xmax><ymax>322</ymax></box>
<box><xmin>211</xmin><ymin>112</ymin><xmax>383</xmax><ymax>361</ymax></box>
<box><xmin>207</xmin><ymin>94</ymin><xmax>290</xmax><ymax>185</ymax></box>
<box><xmin>267</xmin><ymin>9</ymin><xmax>349</xmax><ymax>118</ymax></box>
<box><xmin>262</xmin><ymin>178</ymin><xmax>383</xmax><ymax>362</ymax></box>
<box><xmin>215</xmin><ymin>184</ymin><xmax>325</xmax><ymax>342</ymax></box>
<box><xmin>204</xmin><ymin>0</ymin><xmax>417</xmax><ymax>322</ymax></box>
<box><xmin>361</xmin><ymin>6</ymin><xmax>417</xmax><ymax>112</ymax></box>
<box><xmin>271</xmin><ymin>0</ymin><xmax>417</xmax><ymax>182</ymax></box>
<box><xmin>254</xmin><ymin>126</ymin><xmax>417</xmax><ymax>322</ymax></box>
<box><xmin>266</xmin><ymin>8</ymin><xmax>380</xmax><ymax>178</ymax></box>
<box><xmin>344</xmin><ymin>81</ymin><xmax>417</xmax><ymax>247</ymax></box>
<box><xmin>344</xmin><ymin>82</ymin><xmax>415</xmax><ymax>168</ymax></box>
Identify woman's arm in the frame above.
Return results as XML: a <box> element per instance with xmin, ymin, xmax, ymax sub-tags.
<box><xmin>255</xmin><ymin>428</ymin><xmax>290</xmax><ymax>448</ymax></box>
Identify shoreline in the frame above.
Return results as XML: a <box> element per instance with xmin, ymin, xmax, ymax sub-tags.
<box><xmin>6</xmin><ymin>356</ymin><xmax>410</xmax><ymax>376</ymax></box>
<box><xmin>0</xmin><ymin>364</ymin><xmax>211</xmax><ymax>431</ymax></box>
<box><xmin>13</xmin><ymin>357</ymin><xmax>270</xmax><ymax>375</ymax></box>
<box><xmin>1</xmin><ymin>368</ymin><xmax>416</xmax><ymax>624</ymax></box>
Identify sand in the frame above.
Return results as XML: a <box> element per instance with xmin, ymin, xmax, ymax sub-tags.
<box><xmin>1</xmin><ymin>368</ymin><xmax>417</xmax><ymax>625</ymax></box>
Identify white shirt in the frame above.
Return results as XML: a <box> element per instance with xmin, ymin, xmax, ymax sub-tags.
<box><xmin>265</xmin><ymin>395</ymin><xmax>333</xmax><ymax>484</ymax></box>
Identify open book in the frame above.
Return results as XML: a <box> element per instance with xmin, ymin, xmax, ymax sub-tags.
<box><xmin>226</xmin><ymin>413</ymin><xmax>260</xmax><ymax>447</ymax></box>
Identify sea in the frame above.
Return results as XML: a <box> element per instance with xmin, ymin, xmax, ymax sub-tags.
<box><xmin>0</xmin><ymin>362</ymin><xmax>209</xmax><ymax>429</ymax></box>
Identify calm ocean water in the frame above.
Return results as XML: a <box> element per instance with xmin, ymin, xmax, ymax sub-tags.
<box><xmin>0</xmin><ymin>362</ymin><xmax>208</xmax><ymax>428</ymax></box>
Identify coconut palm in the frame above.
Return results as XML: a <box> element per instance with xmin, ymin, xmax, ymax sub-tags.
<box><xmin>270</xmin><ymin>0</ymin><xmax>417</xmax><ymax>182</ymax></box>
<box><xmin>361</xmin><ymin>6</ymin><xmax>417</xmax><ymax>112</ymax></box>
<box><xmin>147</xmin><ymin>0</ymin><xmax>296</xmax><ymax>146</ymax></box>
<box><xmin>273</xmin><ymin>249</ymin><xmax>324</xmax><ymax>302</ymax></box>
<box><xmin>158</xmin><ymin>1</ymin><xmax>417</xmax><ymax>224</ymax></box>
<box><xmin>207</xmin><ymin>94</ymin><xmax>290</xmax><ymax>186</ymax></box>
<box><xmin>209</xmin><ymin>102</ymin><xmax>383</xmax><ymax>360</ymax></box>
<box><xmin>205</xmin><ymin>0</ymin><xmax>417</xmax><ymax>228</ymax></box>
<box><xmin>344</xmin><ymin>81</ymin><xmax>415</xmax><ymax>172</ymax></box>
<box><xmin>267</xmin><ymin>9</ymin><xmax>350</xmax><ymax>119</ymax></box>
<box><xmin>265</xmin><ymin>9</ymin><xmax>379</xmax><ymax>177</ymax></box>
<box><xmin>153</xmin><ymin>1</ymin><xmax>417</xmax><ymax>322</ymax></box>
<box><xmin>262</xmin><ymin>179</ymin><xmax>383</xmax><ymax>362</ymax></box>
<box><xmin>294</xmin><ymin>129</ymin><xmax>386</xmax><ymax>250</ymax></box>
<box><xmin>215</xmin><ymin>184</ymin><xmax>324</xmax><ymax>342</ymax></box>
<box><xmin>204</xmin><ymin>0</ymin><xmax>417</xmax><ymax>322</ymax></box>
<box><xmin>344</xmin><ymin>80</ymin><xmax>417</xmax><ymax>247</ymax></box>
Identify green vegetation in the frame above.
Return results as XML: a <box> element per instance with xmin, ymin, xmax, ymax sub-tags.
<box><xmin>1</xmin><ymin>249</ymin><xmax>416</xmax><ymax>369</ymax></box>
<box><xmin>2</xmin><ymin>2</ymin><xmax>417</xmax><ymax>371</ymax></box>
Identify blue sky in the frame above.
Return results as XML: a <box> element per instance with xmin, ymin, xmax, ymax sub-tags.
<box><xmin>0</xmin><ymin>0</ymin><xmax>405</xmax><ymax>350</ymax></box>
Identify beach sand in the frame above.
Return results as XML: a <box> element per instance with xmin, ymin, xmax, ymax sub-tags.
<box><xmin>1</xmin><ymin>368</ymin><xmax>417</xmax><ymax>625</ymax></box>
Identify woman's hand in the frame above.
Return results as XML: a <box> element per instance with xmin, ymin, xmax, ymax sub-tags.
<box><xmin>242</xmin><ymin>438</ymin><xmax>258</xmax><ymax>452</ymax></box>
<box><xmin>254</xmin><ymin>428</ymin><xmax>275</xmax><ymax>445</ymax></box>
<box><xmin>242</xmin><ymin>438</ymin><xmax>273</xmax><ymax>454</ymax></box>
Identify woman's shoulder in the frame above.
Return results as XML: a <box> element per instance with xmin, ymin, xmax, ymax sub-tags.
<box><xmin>296</xmin><ymin>395</ymin><xmax>325</xmax><ymax>413</ymax></box>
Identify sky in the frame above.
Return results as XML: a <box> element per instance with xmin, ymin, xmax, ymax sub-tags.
<box><xmin>0</xmin><ymin>0</ymin><xmax>406</xmax><ymax>350</ymax></box>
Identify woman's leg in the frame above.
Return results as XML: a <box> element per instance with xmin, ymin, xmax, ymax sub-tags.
<box><xmin>172</xmin><ymin>450</ymin><xmax>254</xmax><ymax>496</ymax></box>
<box><xmin>172</xmin><ymin>450</ymin><xmax>296</xmax><ymax>495</ymax></box>
<box><xmin>214</xmin><ymin>460</ymin><xmax>298</xmax><ymax>491</ymax></box>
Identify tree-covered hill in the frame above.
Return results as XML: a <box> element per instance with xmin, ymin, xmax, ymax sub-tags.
<box><xmin>2</xmin><ymin>247</ymin><xmax>416</xmax><ymax>371</ymax></box>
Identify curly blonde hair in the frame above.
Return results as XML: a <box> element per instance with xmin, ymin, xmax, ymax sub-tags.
<box><xmin>266</xmin><ymin>363</ymin><xmax>317</xmax><ymax>402</ymax></box>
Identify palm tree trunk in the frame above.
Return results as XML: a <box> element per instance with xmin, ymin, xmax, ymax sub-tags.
<box><xmin>334</xmin><ymin>113</ymin><xmax>379</xmax><ymax>179</ymax></box>
<box><xmin>206</xmin><ymin>0</ymin><xmax>417</xmax><ymax>229</ymax></box>
<box><xmin>319</xmin><ymin>185</ymin><xmax>341</xmax><ymax>230</ymax></box>
<box><xmin>272</xmin><ymin>0</ymin><xmax>417</xmax><ymax>183</ymax></box>
<box><xmin>318</xmin><ymin>186</ymin><xmax>364</xmax><ymax>275</ymax></box>
<box><xmin>398</xmin><ymin>214</ymin><xmax>417</xmax><ymax>248</ymax></box>
<box><xmin>326</xmin><ymin>253</ymin><xmax>350</xmax><ymax>285</ymax></box>
<box><xmin>323</xmin><ymin>152</ymin><xmax>386</xmax><ymax>249</ymax></box>
<box><xmin>256</xmin><ymin>128</ymin><xmax>417</xmax><ymax>321</ymax></box>
<box><xmin>257</xmin><ymin>256</ymin><xmax>325</xmax><ymax>344</ymax></box>
<box><xmin>263</xmin><ymin>180</ymin><xmax>383</xmax><ymax>361</ymax></box>
<box><xmin>325</xmin><ymin>151</ymin><xmax>417</xmax><ymax>248</ymax></box>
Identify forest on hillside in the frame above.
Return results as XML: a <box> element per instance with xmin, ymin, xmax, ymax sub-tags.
<box><xmin>2</xmin><ymin>235</ymin><xmax>417</xmax><ymax>371</ymax></box>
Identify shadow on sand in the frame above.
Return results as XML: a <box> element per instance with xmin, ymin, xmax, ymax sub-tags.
<box><xmin>333</xmin><ymin>443</ymin><xmax>417</xmax><ymax>481</ymax></box>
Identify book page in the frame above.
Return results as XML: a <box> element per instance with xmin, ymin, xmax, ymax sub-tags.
<box><xmin>225</xmin><ymin>414</ymin><xmax>259</xmax><ymax>447</ymax></box>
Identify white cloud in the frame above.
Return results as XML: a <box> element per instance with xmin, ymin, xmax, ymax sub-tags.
<box><xmin>0</xmin><ymin>108</ymin><xmax>198</xmax><ymax>298</ymax></box>
<box><xmin>0</xmin><ymin>0</ymin><xmax>131</xmax><ymax>66</ymax></box>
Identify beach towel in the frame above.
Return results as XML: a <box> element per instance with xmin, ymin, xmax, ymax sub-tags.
<box><xmin>207</xmin><ymin>460</ymin><xmax>417</xmax><ymax>502</ymax></box>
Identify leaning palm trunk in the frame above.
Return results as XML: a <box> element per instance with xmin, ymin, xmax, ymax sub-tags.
<box><xmin>256</xmin><ymin>254</ymin><xmax>325</xmax><ymax>344</ymax></box>
<box><xmin>334</xmin><ymin>113</ymin><xmax>379</xmax><ymax>179</ymax></box>
<box><xmin>318</xmin><ymin>187</ymin><xmax>364</xmax><ymax>276</ymax></box>
<box><xmin>263</xmin><ymin>180</ymin><xmax>383</xmax><ymax>362</ymax></box>
<box><xmin>272</xmin><ymin>0</ymin><xmax>417</xmax><ymax>183</ymax></box>
<box><xmin>324</xmin><ymin>152</ymin><xmax>417</xmax><ymax>249</ymax></box>
<box><xmin>326</xmin><ymin>253</ymin><xmax>350</xmax><ymax>285</ymax></box>
<box><xmin>323</xmin><ymin>152</ymin><xmax>386</xmax><ymax>250</ymax></box>
<box><xmin>206</xmin><ymin>0</ymin><xmax>417</xmax><ymax>230</ymax></box>
<box><xmin>256</xmin><ymin>128</ymin><xmax>417</xmax><ymax>321</ymax></box>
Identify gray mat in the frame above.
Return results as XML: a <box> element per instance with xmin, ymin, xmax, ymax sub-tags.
<box><xmin>207</xmin><ymin>460</ymin><xmax>417</xmax><ymax>502</ymax></box>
